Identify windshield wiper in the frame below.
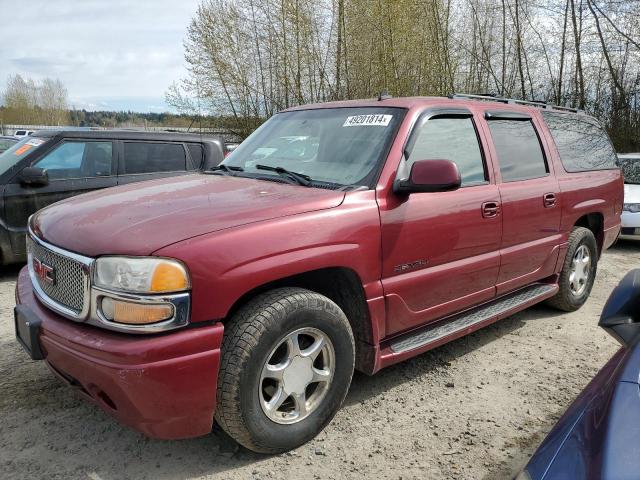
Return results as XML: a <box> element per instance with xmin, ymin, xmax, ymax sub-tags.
<box><xmin>210</xmin><ymin>165</ymin><xmax>244</xmax><ymax>175</ymax></box>
<box><xmin>256</xmin><ymin>164</ymin><xmax>312</xmax><ymax>186</ymax></box>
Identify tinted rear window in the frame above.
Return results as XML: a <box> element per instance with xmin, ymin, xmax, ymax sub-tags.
<box><xmin>123</xmin><ymin>142</ymin><xmax>186</xmax><ymax>174</ymax></box>
<box><xmin>542</xmin><ymin>112</ymin><xmax>618</xmax><ymax>172</ymax></box>
<box><xmin>487</xmin><ymin>120</ymin><xmax>548</xmax><ymax>182</ymax></box>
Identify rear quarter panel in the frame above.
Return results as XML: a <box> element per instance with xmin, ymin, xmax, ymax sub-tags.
<box><xmin>557</xmin><ymin>170</ymin><xmax>622</xmax><ymax>245</ymax></box>
<box><xmin>533</xmin><ymin>110</ymin><xmax>623</xmax><ymax>253</ymax></box>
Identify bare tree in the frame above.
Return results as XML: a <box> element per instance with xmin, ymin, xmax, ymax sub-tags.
<box><xmin>168</xmin><ymin>0</ymin><xmax>640</xmax><ymax>151</ymax></box>
<box><xmin>2</xmin><ymin>74</ymin><xmax>69</xmax><ymax>125</ymax></box>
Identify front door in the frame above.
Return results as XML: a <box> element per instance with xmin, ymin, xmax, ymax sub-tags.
<box><xmin>380</xmin><ymin>110</ymin><xmax>502</xmax><ymax>337</ymax></box>
<box><xmin>4</xmin><ymin>139</ymin><xmax>117</xmax><ymax>257</ymax></box>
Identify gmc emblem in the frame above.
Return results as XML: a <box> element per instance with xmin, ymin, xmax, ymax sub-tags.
<box><xmin>33</xmin><ymin>258</ymin><xmax>56</xmax><ymax>284</ymax></box>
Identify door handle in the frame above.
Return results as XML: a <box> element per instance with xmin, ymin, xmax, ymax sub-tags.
<box><xmin>482</xmin><ymin>201</ymin><xmax>500</xmax><ymax>218</ymax></box>
<box><xmin>543</xmin><ymin>193</ymin><xmax>557</xmax><ymax>208</ymax></box>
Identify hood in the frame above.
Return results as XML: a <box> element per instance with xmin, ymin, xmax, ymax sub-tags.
<box><xmin>523</xmin><ymin>347</ymin><xmax>638</xmax><ymax>480</ymax></box>
<box><xmin>32</xmin><ymin>174</ymin><xmax>345</xmax><ymax>257</ymax></box>
<box><xmin>624</xmin><ymin>183</ymin><xmax>640</xmax><ymax>203</ymax></box>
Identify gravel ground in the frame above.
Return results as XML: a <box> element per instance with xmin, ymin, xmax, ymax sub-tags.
<box><xmin>1</xmin><ymin>240</ymin><xmax>638</xmax><ymax>480</ymax></box>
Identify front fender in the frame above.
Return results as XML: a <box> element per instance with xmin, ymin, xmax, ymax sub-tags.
<box><xmin>154</xmin><ymin>190</ymin><xmax>382</xmax><ymax>323</ymax></box>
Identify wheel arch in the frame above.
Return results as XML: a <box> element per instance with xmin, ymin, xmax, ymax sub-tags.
<box><xmin>223</xmin><ymin>267</ymin><xmax>375</xmax><ymax>373</ymax></box>
<box><xmin>574</xmin><ymin>212</ymin><xmax>604</xmax><ymax>256</ymax></box>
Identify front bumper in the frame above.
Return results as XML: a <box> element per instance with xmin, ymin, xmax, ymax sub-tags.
<box><xmin>15</xmin><ymin>266</ymin><xmax>224</xmax><ymax>439</ymax></box>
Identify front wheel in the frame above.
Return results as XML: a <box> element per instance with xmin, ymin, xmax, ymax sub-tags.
<box><xmin>547</xmin><ymin>226</ymin><xmax>598</xmax><ymax>312</ymax></box>
<box><xmin>215</xmin><ymin>287</ymin><xmax>355</xmax><ymax>453</ymax></box>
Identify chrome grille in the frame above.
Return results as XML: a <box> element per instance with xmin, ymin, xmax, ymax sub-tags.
<box><xmin>27</xmin><ymin>236</ymin><xmax>89</xmax><ymax>315</ymax></box>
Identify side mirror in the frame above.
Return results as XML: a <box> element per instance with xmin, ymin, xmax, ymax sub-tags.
<box><xmin>19</xmin><ymin>167</ymin><xmax>49</xmax><ymax>187</ymax></box>
<box><xmin>393</xmin><ymin>159</ymin><xmax>461</xmax><ymax>195</ymax></box>
<box><xmin>599</xmin><ymin>270</ymin><xmax>640</xmax><ymax>346</ymax></box>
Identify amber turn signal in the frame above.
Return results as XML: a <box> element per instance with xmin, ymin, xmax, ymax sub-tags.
<box><xmin>101</xmin><ymin>297</ymin><xmax>173</xmax><ymax>325</ymax></box>
<box><xmin>150</xmin><ymin>262</ymin><xmax>190</xmax><ymax>293</ymax></box>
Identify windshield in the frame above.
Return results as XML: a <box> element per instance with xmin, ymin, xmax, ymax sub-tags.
<box><xmin>0</xmin><ymin>136</ymin><xmax>49</xmax><ymax>176</ymax></box>
<box><xmin>0</xmin><ymin>138</ymin><xmax>18</xmax><ymax>153</ymax></box>
<box><xmin>619</xmin><ymin>157</ymin><xmax>640</xmax><ymax>185</ymax></box>
<box><xmin>222</xmin><ymin>107</ymin><xmax>404</xmax><ymax>187</ymax></box>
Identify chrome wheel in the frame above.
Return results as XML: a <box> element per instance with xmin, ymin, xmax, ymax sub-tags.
<box><xmin>259</xmin><ymin>327</ymin><xmax>335</xmax><ymax>424</ymax></box>
<box><xmin>569</xmin><ymin>245</ymin><xmax>591</xmax><ymax>296</ymax></box>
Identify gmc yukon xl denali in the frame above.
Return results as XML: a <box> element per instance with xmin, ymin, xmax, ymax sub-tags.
<box><xmin>14</xmin><ymin>94</ymin><xmax>622</xmax><ymax>453</ymax></box>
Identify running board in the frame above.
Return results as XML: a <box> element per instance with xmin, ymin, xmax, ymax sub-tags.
<box><xmin>389</xmin><ymin>284</ymin><xmax>557</xmax><ymax>354</ymax></box>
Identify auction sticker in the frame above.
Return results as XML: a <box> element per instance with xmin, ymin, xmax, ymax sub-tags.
<box><xmin>343</xmin><ymin>114</ymin><xmax>392</xmax><ymax>127</ymax></box>
<box><xmin>26</xmin><ymin>138</ymin><xmax>45</xmax><ymax>147</ymax></box>
<box><xmin>14</xmin><ymin>145</ymin><xmax>31</xmax><ymax>156</ymax></box>
<box><xmin>14</xmin><ymin>138</ymin><xmax>45</xmax><ymax>156</ymax></box>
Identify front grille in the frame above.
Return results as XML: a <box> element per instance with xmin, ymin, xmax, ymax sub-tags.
<box><xmin>27</xmin><ymin>236</ymin><xmax>89</xmax><ymax>314</ymax></box>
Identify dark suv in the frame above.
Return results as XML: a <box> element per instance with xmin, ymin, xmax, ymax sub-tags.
<box><xmin>0</xmin><ymin>130</ymin><xmax>226</xmax><ymax>265</ymax></box>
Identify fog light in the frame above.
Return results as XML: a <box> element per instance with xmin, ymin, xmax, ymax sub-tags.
<box><xmin>100</xmin><ymin>297</ymin><xmax>173</xmax><ymax>325</ymax></box>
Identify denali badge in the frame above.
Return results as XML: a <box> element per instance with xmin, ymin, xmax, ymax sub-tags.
<box><xmin>33</xmin><ymin>258</ymin><xmax>56</xmax><ymax>284</ymax></box>
<box><xmin>394</xmin><ymin>259</ymin><xmax>427</xmax><ymax>273</ymax></box>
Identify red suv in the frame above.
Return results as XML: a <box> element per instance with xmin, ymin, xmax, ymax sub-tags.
<box><xmin>15</xmin><ymin>95</ymin><xmax>622</xmax><ymax>453</ymax></box>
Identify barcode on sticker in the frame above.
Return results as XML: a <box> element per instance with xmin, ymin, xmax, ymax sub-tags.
<box><xmin>343</xmin><ymin>114</ymin><xmax>392</xmax><ymax>127</ymax></box>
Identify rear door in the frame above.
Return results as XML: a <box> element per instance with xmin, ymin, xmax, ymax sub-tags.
<box><xmin>3</xmin><ymin>139</ymin><xmax>116</xmax><ymax>256</ymax></box>
<box><xmin>380</xmin><ymin>109</ymin><xmax>502</xmax><ymax>336</ymax></box>
<box><xmin>117</xmin><ymin>141</ymin><xmax>192</xmax><ymax>185</ymax></box>
<box><xmin>482</xmin><ymin>111</ymin><xmax>562</xmax><ymax>294</ymax></box>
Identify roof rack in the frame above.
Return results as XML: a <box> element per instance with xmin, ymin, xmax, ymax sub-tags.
<box><xmin>449</xmin><ymin>93</ymin><xmax>584</xmax><ymax>114</ymax></box>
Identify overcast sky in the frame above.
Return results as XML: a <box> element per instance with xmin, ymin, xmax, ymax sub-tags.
<box><xmin>0</xmin><ymin>0</ymin><xmax>201</xmax><ymax>112</ymax></box>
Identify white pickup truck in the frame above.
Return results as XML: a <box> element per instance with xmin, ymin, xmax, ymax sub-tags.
<box><xmin>13</xmin><ymin>129</ymin><xmax>35</xmax><ymax>138</ymax></box>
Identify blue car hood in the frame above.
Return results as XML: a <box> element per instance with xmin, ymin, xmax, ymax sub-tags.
<box><xmin>525</xmin><ymin>346</ymin><xmax>640</xmax><ymax>480</ymax></box>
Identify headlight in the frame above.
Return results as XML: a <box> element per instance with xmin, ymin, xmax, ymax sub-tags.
<box><xmin>623</xmin><ymin>203</ymin><xmax>640</xmax><ymax>213</ymax></box>
<box><xmin>94</xmin><ymin>257</ymin><xmax>190</xmax><ymax>294</ymax></box>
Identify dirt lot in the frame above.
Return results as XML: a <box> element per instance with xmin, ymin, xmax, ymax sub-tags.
<box><xmin>1</xmin><ymin>241</ymin><xmax>638</xmax><ymax>480</ymax></box>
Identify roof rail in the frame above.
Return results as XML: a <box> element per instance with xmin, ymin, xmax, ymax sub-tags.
<box><xmin>449</xmin><ymin>93</ymin><xmax>584</xmax><ymax>114</ymax></box>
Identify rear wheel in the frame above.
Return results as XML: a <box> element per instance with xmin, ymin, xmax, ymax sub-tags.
<box><xmin>547</xmin><ymin>227</ymin><xmax>598</xmax><ymax>312</ymax></box>
<box><xmin>215</xmin><ymin>287</ymin><xmax>355</xmax><ymax>453</ymax></box>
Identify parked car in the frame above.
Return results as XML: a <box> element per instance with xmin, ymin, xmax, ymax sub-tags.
<box><xmin>0</xmin><ymin>136</ymin><xmax>18</xmax><ymax>153</ymax></box>
<box><xmin>13</xmin><ymin>129</ymin><xmax>34</xmax><ymax>138</ymax></box>
<box><xmin>617</xmin><ymin>153</ymin><xmax>640</xmax><ymax>239</ymax></box>
<box><xmin>14</xmin><ymin>94</ymin><xmax>622</xmax><ymax>453</ymax></box>
<box><xmin>224</xmin><ymin>142</ymin><xmax>240</xmax><ymax>156</ymax></box>
<box><xmin>0</xmin><ymin>130</ymin><xmax>226</xmax><ymax>265</ymax></box>
<box><xmin>519</xmin><ymin>269</ymin><xmax>640</xmax><ymax>480</ymax></box>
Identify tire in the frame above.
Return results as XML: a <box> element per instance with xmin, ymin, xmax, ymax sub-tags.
<box><xmin>215</xmin><ymin>287</ymin><xmax>355</xmax><ymax>454</ymax></box>
<box><xmin>546</xmin><ymin>227</ymin><xmax>598</xmax><ymax>312</ymax></box>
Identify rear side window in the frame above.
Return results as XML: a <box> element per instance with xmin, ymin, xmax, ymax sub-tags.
<box><xmin>186</xmin><ymin>143</ymin><xmax>204</xmax><ymax>170</ymax></box>
<box><xmin>487</xmin><ymin>120</ymin><xmax>547</xmax><ymax>182</ymax></box>
<box><xmin>542</xmin><ymin>112</ymin><xmax>617</xmax><ymax>172</ymax></box>
<box><xmin>408</xmin><ymin>117</ymin><xmax>486</xmax><ymax>186</ymax></box>
<box><xmin>123</xmin><ymin>142</ymin><xmax>186</xmax><ymax>174</ymax></box>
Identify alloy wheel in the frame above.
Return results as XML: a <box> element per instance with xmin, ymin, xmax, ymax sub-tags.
<box><xmin>259</xmin><ymin>327</ymin><xmax>335</xmax><ymax>424</ymax></box>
